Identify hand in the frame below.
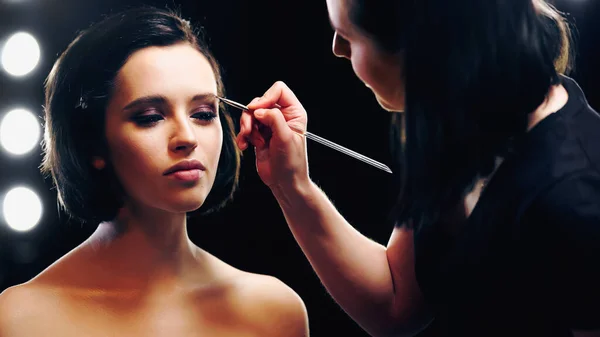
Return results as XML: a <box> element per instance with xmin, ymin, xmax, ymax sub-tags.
<box><xmin>236</xmin><ymin>81</ymin><xmax>310</xmax><ymax>191</ymax></box>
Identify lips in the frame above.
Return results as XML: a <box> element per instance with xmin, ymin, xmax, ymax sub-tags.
<box><xmin>163</xmin><ymin>159</ymin><xmax>206</xmax><ymax>176</ymax></box>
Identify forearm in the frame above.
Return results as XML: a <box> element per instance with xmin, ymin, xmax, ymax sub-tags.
<box><xmin>242</xmin><ymin>81</ymin><xmax>426</xmax><ymax>335</ymax></box>
<box><xmin>270</xmin><ymin>180</ymin><xmax>404</xmax><ymax>336</ymax></box>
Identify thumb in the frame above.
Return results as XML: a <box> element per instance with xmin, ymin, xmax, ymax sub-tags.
<box><xmin>248</xmin><ymin>81</ymin><xmax>302</xmax><ymax>110</ymax></box>
<box><xmin>253</xmin><ymin>108</ymin><xmax>294</xmax><ymax>141</ymax></box>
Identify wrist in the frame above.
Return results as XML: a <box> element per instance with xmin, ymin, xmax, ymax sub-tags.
<box><xmin>269</xmin><ymin>176</ymin><xmax>317</xmax><ymax>210</ymax></box>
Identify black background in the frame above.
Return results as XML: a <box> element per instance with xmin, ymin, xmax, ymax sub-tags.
<box><xmin>0</xmin><ymin>0</ymin><xmax>598</xmax><ymax>336</ymax></box>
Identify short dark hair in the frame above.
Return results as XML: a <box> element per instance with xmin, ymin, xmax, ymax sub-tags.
<box><xmin>350</xmin><ymin>0</ymin><xmax>574</xmax><ymax>229</ymax></box>
<box><xmin>41</xmin><ymin>7</ymin><xmax>241</xmax><ymax>223</ymax></box>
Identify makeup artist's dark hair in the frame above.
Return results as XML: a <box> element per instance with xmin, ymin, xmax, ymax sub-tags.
<box><xmin>41</xmin><ymin>7</ymin><xmax>241</xmax><ymax>223</ymax></box>
<box><xmin>350</xmin><ymin>0</ymin><xmax>573</xmax><ymax>229</ymax></box>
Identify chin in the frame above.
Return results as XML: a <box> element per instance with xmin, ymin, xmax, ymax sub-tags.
<box><xmin>375</xmin><ymin>95</ymin><xmax>404</xmax><ymax>112</ymax></box>
<box><xmin>165</xmin><ymin>201</ymin><xmax>205</xmax><ymax>214</ymax></box>
<box><xmin>163</xmin><ymin>194</ymin><xmax>208</xmax><ymax>213</ymax></box>
<box><xmin>170</xmin><ymin>185</ymin><xmax>213</xmax><ymax>210</ymax></box>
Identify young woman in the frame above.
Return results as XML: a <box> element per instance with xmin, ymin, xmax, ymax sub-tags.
<box><xmin>0</xmin><ymin>8</ymin><xmax>308</xmax><ymax>337</ymax></box>
<box><xmin>238</xmin><ymin>0</ymin><xmax>600</xmax><ymax>336</ymax></box>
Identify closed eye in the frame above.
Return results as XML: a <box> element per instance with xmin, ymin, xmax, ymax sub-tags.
<box><xmin>132</xmin><ymin>110</ymin><xmax>163</xmax><ymax>126</ymax></box>
<box><xmin>130</xmin><ymin>107</ymin><xmax>217</xmax><ymax>127</ymax></box>
<box><xmin>191</xmin><ymin>104</ymin><xmax>218</xmax><ymax>123</ymax></box>
<box><xmin>192</xmin><ymin>110</ymin><xmax>217</xmax><ymax>122</ymax></box>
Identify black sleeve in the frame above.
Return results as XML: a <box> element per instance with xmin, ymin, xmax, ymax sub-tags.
<box><xmin>523</xmin><ymin>170</ymin><xmax>600</xmax><ymax>330</ymax></box>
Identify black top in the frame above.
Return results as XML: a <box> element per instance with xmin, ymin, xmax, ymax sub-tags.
<box><xmin>415</xmin><ymin>76</ymin><xmax>600</xmax><ymax>337</ymax></box>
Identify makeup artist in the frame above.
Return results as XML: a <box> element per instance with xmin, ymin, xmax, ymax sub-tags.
<box><xmin>237</xmin><ymin>0</ymin><xmax>600</xmax><ymax>336</ymax></box>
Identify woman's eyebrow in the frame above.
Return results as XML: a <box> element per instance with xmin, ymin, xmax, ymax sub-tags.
<box><xmin>191</xmin><ymin>93</ymin><xmax>217</xmax><ymax>103</ymax></box>
<box><xmin>123</xmin><ymin>93</ymin><xmax>217</xmax><ymax>111</ymax></box>
<box><xmin>123</xmin><ymin>95</ymin><xmax>168</xmax><ymax>111</ymax></box>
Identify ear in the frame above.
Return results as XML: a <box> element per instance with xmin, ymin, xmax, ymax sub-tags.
<box><xmin>92</xmin><ymin>156</ymin><xmax>106</xmax><ymax>170</ymax></box>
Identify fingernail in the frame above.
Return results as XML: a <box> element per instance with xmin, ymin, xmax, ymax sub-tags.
<box><xmin>254</xmin><ymin>110</ymin><xmax>264</xmax><ymax>118</ymax></box>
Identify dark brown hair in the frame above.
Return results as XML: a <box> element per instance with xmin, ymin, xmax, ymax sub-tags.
<box><xmin>350</xmin><ymin>0</ymin><xmax>573</xmax><ymax>229</ymax></box>
<box><xmin>41</xmin><ymin>7</ymin><xmax>241</xmax><ymax>223</ymax></box>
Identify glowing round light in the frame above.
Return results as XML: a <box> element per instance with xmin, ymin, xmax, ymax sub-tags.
<box><xmin>1</xmin><ymin>32</ymin><xmax>41</xmax><ymax>77</ymax></box>
<box><xmin>0</xmin><ymin>108</ymin><xmax>41</xmax><ymax>155</ymax></box>
<box><xmin>3</xmin><ymin>187</ymin><xmax>43</xmax><ymax>232</ymax></box>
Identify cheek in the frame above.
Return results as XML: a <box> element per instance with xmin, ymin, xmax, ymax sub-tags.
<box><xmin>109</xmin><ymin>132</ymin><xmax>163</xmax><ymax>181</ymax></box>
<box><xmin>104</xmin><ymin>121</ymin><xmax>224</xmax><ymax>195</ymax></box>
<box><xmin>351</xmin><ymin>46</ymin><xmax>388</xmax><ymax>90</ymax></box>
<box><xmin>205</xmin><ymin>123</ymin><xmax>224</xmax><ymax>171</ymax></box>
<box><xmin>351</xmin><ymin>46</ymin><xmax>405</xmax><ymax>108</ymax></box>
<box><xmin>350</xmin><ymin>47</ymin><xmax>374</xmax><ymax>86</ymax></box>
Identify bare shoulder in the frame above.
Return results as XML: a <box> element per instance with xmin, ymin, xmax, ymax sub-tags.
<box><xmin>228</xmin><ymin>272</ymin><xmax>309</xmax><ymax>337</ymax></box>
<box><xmin>0</xmin><ymin>283</ymin><xmax>57</xmax><ymax>336</ymax></box>
<box><xmin>0</xmin><ymin>284</ymin><xmax>39</xmax><ymax>320</ymax></box>
<box><xmin>191</xmin><ymin>250</ymin><xmax>309</xmax><ymax>336</ymax></box>
<box><xmin>0</xmin><ymin>246</ymin><xmax>88</xmax><ymax>336</ymax></box>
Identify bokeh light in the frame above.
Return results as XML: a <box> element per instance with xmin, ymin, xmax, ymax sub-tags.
<box><xmin>0</xmin><ymin>108</ymin><xmax>41</xmax><ymax>155</ymax></box>
<box><xmin>3</xmin><ymin>186</ymin><xmax>43</xmax><ymax>232</ymax></box>
<box><xmin>1</xmin><ymin>32</ymin><xmax>41</xmax><ymax>77</ymax></box>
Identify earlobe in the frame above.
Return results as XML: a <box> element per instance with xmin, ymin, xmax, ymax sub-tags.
<box><xmin>92</xmin><ymin>157</ymin><xmax>106</xmax><ymax>170</ymax></box>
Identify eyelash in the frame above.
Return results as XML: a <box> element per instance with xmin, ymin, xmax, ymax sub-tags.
<box><xmin>132</xmin><ymin>109</ymin><xmax>217</xmax><ymax>127</ymax></box>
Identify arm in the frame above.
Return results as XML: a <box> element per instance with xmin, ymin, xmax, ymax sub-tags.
<box><xmin>272</xmin><ymin>182</ymin><xmax>431</xmax><ymax>337</ymax></box>
<box><xmin>238</xmin><ymin>275</ymin><xmax>309</xmax><ymax>337</ymax></box>
<box><xmin>238</xmin><ymin>82</ymin><xmax>431</xmax><ymax>337</ymax></box>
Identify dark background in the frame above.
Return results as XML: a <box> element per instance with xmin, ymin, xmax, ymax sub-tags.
<box><xmin>0</xmin><ymin>0</ymin><xmax>597</xmax><ymax>336</ymax></box>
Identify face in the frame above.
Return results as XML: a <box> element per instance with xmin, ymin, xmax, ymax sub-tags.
<box><xmin>327</xmin><ymin>0</ymin><xmax>406</xmax><ymax>112</ymax></box>
<box><xmin>103</xmin><ymin>43</ymin><xmax>223</xmax><ymax>214</ymax></box>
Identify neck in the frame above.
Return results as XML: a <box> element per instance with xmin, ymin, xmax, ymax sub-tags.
<box><xmin>82</xmin><ymin>202</ymin><xmax>203</xmax><ymax>290</ymax></box>
<box><xmin>528</xmin><ymin>83</ymin><xmax>569</xmax><ymax>131</ymax></box>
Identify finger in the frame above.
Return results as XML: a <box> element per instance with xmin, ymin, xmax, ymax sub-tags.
<box><xmin>236</xmin><ymin>132</ymin><xmax>248</xmax><ymax>151</ymax></box>
<box><xmin>245</xmin><ymin>96</ymin><xmax>261</xmax><ymax>107</ymax></box>
<box><xmin>239</xmin><ymin>110</ymin><xmax>254</xmax><ymax>138</ymax></box>
<box><xmin>249</xmin><ymin>122</ymin><xmax>266</xmax><ymax>149</ymax></box>
<box><xmin>238</xmin><ymin>119</ymin><xmax>266</xmax><ymax>149</ymax></box>
<box><xmin>236</xmin><ymin>108</ymin><xmax>256</xmax><ymax>150</ymax></box>
<box><xmin>247</xmin><ymin>81</ymin><xmax>303</xmax><ymax>110</ymax></box>
<box><xmin>237</xmin><ymin>125</ymin><xmax>265</xmax><ymax>151</ymax></box>
<box><xmin>253</xmin><ymin>108</ymin><xmax>294</xmax><ymax>142</ymax></box>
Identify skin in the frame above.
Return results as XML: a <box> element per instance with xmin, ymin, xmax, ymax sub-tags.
<box><xmin>235</xmin><ymin>0</ymin><xmax>593</xmax><ymax>336</ymax></box>
<box><xmin>327</xmin><ymin>0</ymin><xmax>406</xmax><ymax>112</ymax></box>
<box><xmin>0</xmin><ymin>43</ymin><xmax>308</xmax><ymax>337</ymax></box>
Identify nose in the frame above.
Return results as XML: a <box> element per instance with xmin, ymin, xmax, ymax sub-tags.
<box><xmin>169</xmin><ymin>117</ymin><xmax>198</xmax><ymax>153</ymax></box>
<box><xmin>332</xmin><ymin>31</ymin><xmax>351</xmax><ymax>59</ymax></box>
